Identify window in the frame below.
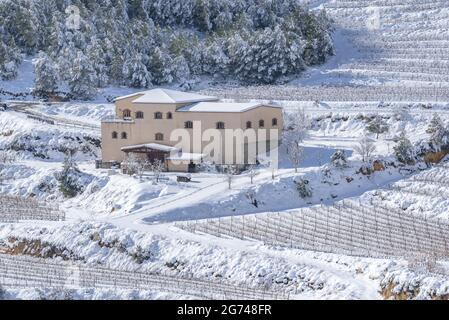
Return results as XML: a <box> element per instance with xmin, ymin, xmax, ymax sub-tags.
<box><xmin>135</xmin><ymin>111</ymin><xmax>144</xmax><ymax>119</ymax></box>
<box><xmin>155</xmin><ymin>133</ymin><xmax>164</xmax><ymax>141</ymax></box>
<box><xmin>167</xmin><ymin>112</ymin><xmax>173</xmax><ymax>119</ymax></box>
<box><xmin>121</xmin><ymin>132</ymin><xmax>127</xmax><ymax>139</ymax></box>
<box><xmin>123</xmin><ymin>109</ymin><xmax>131</xmax><ymax>118</ymax></box>
<box><xmin>259</xmin><ymin>120</ymin><xmax>265</xmax><ymax>128</ymax></box>
<box><xmin>154</xmin><ymin>112</ymin><xmax>163</xmax><ymax>119</ymax></box>
<box><xmin>184</xmin><ymin>121</ymin><xmax>193</xmax><ymax>129</ymax></box>
<box><xmin>246</xmin><ymin>121</ymin><xmax>252</xmax><ymax>129</ymax></box>
<box><xmin>216</xmin><ymin>122</ymin><xmax>225</xmax><ymax>130</ymax></box>
<box><xmin>272</xmin><ymin>118</ymin><xmax>278</xmax><ymax>126</ymax></box>
<box><xmin>112</xmin><ymin>131</ymin><xmax>118</xmax><ymax>139</ymax></box>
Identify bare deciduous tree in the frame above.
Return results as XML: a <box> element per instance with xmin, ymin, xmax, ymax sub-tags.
<box><xmin>224</xmin><ymin>165</ymin><xmax>238</xmax><ymax>190</ymax></box>
<box><xmin>288</xmin><ymin>141</ymin><xmax>304</xmax><ymax>173</ymax></box>
<box><xmin>150</xmin><ymin>159</ymin><xmax>165</xmax><ymax>184</ymax></box>
<box><xmin>354</xmin><ymin>136</ymin><xmax>376</xmax><ymax>162</ymax></box>
<box><xmin>283</xmin><ymin>107</ymin><xmax>310</xmax><ymax>143</ymax></box>
<box><xmin>248</xmin><ymin>165</ymin><xmax>259</xmax><ymax>184</ymax></box>
<box><xmin>284</xmin><ymin>107</ymin><xmax>310</xmax><ymax>172</ymax></box>
<box><xmin>123</xmin><ymin>153</ymin><xmax>141</xmax><ymax>176</ymax></box>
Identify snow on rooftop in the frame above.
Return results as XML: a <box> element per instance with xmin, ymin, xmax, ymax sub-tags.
<box><xmin>177</xmin><ymin>102</ymin><xmax>281</xmax><ymax>113</ymax></box>
<box><xmin>114</xmin><ymin>88</ymin><xmax>218</xmax><ymax>104</ymax></box>
<box><xmin>121</xmin><ymin>143</ymin><xmax>179</xmax><ymax>153</ymax></box>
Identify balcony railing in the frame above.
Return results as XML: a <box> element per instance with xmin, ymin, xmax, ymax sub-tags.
<box><xmin>102</xmin><ymin>116</ymin><xmax>135</xmax><ymax>124</ymax></box>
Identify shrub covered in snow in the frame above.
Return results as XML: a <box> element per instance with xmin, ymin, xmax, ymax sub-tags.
<box><xmin>394</xmin><ymin>132</ymin><xmax>416</xmax><ymax>165</ymax></box>
<box><xmin>55</xmin><ymin>153</ymin><xmax>94</xmax><ymax>198</ymax></box>
<box><xmin>2</xmin><ymin>125</ymin><xmax>100</xmax><ymax>161</ymax></box>
<box><xmin>426</xmin><ymin>114</ymin><xmax>449</xmax><ymax>151</ymax></box>
<box><xmin>295</xmin><ymin>178</ymin><xmax>312</xmax><ymax>199</ymax></box>
<box><xmin>330</xmin><ymin>149</ymin><xmax>348</xmax><ymax>168</ymax></box>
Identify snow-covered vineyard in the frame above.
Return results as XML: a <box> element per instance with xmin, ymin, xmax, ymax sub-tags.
<box><xmin>0</xmin><ymin>254</ymin><xmax>286</xmax><ymax>300</ymax></box>
<box><xmin>1</xmin><ymin>0</ymin><xmax>449</xmax><ymax>301</ymax></box>
<box><xmin>177</xmin><ymin>168</ymin><xmax>449</xmax><ymax>259</ymax></box>
<box><xmin>0</xmin><ymin>98</ymin><xmax>448</xmax><ymax>300</ymax></box>
<box><xmin>204</xmin><ymin>0</ymin><xmax>449</xmax><ymax>102</ymax></box>
<box><xmin>0</xmin><ymin>195</ymin><xmax>63</xmax><ymax>223</ymax></box>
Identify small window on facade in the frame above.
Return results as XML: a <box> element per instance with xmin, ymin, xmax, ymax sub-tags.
<box><xmin>135</xmin><ymin>111</ymin><xmax>144</xmax><ymax>119</ymax></box>
<box><xmin>155</xmin><ymin>133</ymin><xmax>164</xmax><ymax>141</ymax></box>
<box><xmin>185</xmin><ymin>121</ymin><xmax>193</xmax><ymax>129</ymax></box>
<box><xmin>123</xmin><ymin>109</ymin><xmax>131</xmax><ymax>118</ymax></box>
<box><xmin>167</xmin><ymin>112</ymin><xmax>173</xmax><ymax>119</ymax></box>
<box><xmin>121</xmin><ymin>132</ymin><xmax>127</xmax><ymax>139</ymax></box>
<box><xmin>216</xmin><ymin>122</ymin><xmax>225</xmax><ymax>130</ymax></box>
<box><xmin>112</xmin><ymin>131</ymin><xmax>118</xmax><ymax>139</ymax></box>
<box><xmin>259</xmin><ymin>120</ymin><xmax>265</xmax><ymax>128</ymax></box>
<box><xmin>154</xmin><ymin>112</ymin><xmax>163</xmax><ymax>119</ymax></box>
<box><xmin>246</xmin><ymin>121</ymin><xmax>252</xmax><ymax>129</ymax></box>
<box><xmin>272</xmin><ymin>118</ymin><xmax>278</xmax><ymax>126</ymax></box>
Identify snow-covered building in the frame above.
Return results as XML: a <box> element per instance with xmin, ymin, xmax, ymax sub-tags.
<box><xmin>101</xmin><ymin>88</ymin><xmax>283</xmax><ymax>172</ymax></box>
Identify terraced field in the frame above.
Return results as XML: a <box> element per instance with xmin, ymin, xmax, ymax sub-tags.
<box><xmin>203</xmin><ymin>0</ymin><xmax>449</xmax><ymax>101</ymax></box>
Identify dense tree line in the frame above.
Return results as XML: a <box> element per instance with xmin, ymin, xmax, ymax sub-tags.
<box><xmin>0</xmin><ymin>0</ymin><xmax>334</xmax><ymax>99</ymax></box>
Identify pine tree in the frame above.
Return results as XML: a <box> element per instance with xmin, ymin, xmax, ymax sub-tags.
<box><xmin>193</xmin><ymin>0</ymin><xmax>211</xmax><ymax>32</ymax></box>
<box><xmin>427</xmin><ymin>114</ymin><xmax>448</xmax><ymax>149</ymax></box>
<box><xmin>212</xmin><ymin>5</ymin><xmax>233</xmax><ymax>31</ymax></box>
<box><xmin>427</xmin><ymin>114</ymin><xmax>444</xmax><ymax>134</ymax></box>
<box><xmin>366</xmin><ymin>116</ymin><xmax>389</xmax><ymax>139</ymax></box>
<box><xmin>227</xmin><ymin>31</ymin><xmax>252</xmax><ymax>81</ymax></box>
<box><xmin>228</xmin><ymin>26</ymin><xmax>292</xmax><ymax>84</ymax></box>
<box><xmin>109</xmin><ymin>50</ymin><xmax>127</xmax><ymax>85</ymax></box>
<box><xmin>33</xmin><ymin>52</ymin><xmax>58</xmax><ymax>95</ymax></box>
<box><xmin>0</xmin><ymin>41</ymin><xmax>21</xmax><ymax>80</ymax></box>
<box><xmin>203</xmin><ymin>41</ymin><xmax>230</xmax><ymax>77</ymax></box>
<box><xmin>172</xmin><ymin>55</ymin><xmax>191</xmax><ymax>83</ymax></box>
<box><xmin>56</xmin><ymin>150</ymin><xmax>81</xmax><ymax>198</ymax></box>
<box><xmin>394</xmin><ymin>131</ymin><xmax>415</xmax><ymax>165</ymax></box>
<box><xmin>149</xmin><ymin>47</ymin><xmax>174</xmax><ymax>85</ymax></box>
<box><xmin>124</xmin><ymin>52</ymin><xmax>153</xmax><ymax>88</ymax></box>
<box><xmin>86</xmin><ymin>39</ymin><xmax>109</xmax><ymax>88</ymax></box>
<box><xmin>0</xmin><ymin>0</ymin><xmax>334</xmax><ymax>92</ymax></box>
<box><xmin>57</xmin><ymin>40</ymin><xmax>78</xmax><ymax>82</ymax></box>
<box><xmin>68</xmin><ymin>51</ymin><xmax>98</xmax><ymax>100</ymax></box>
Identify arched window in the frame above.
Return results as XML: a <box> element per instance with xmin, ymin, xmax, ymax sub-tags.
<box><xmin>167</xmin><ymin>112</ymin><xmax>173</xmax><ymax>119</ymax></box>
<box><xmin>123</xmin><ymin>109</ymin><xmax>131</xmax><ymax>118</ymax></box>
<box><xmin>246</xmin><ymin>121</ymin><xmax>252</xmax><ymax>129</ymax></box>
<box><xmin>272</xmin><ymin>118</ymin><xmax>278</xmax><ymax>126</ymax></box>
<box><xmin>184</xmin><ymin>121</ymin><xmax>193</xmax><ymax>129</ymax></box>
<box><xmin>259</xmin><ymin>120</ymin><xmax>265</xmax><ymax>128</ymax></box>
<box><xmin>154</xmin><ymin>112</ymin><xmax>163</xmax><ymax>119</ymax></box>
<box><xmin>135</xmin><ymin>111</ymin><xmax>144</xmax><ymax>119</ymax></box>
<box><xmin>155</xmin><ymin>133</ymin><xmax>164</xmax><ymax>141</ymax></box>
<box><xmin>112</xmin><ymin>131</ymin><xmax>118</xmax><ymax>139</ymax></box>
<box><xmin>216</xmin><ymin>122</ymin><xmax>225</xmax><ymax>130</ymax></box>
<box><xmin>121</xmin><ymin>132</ymin><xmax>127</xmax><ymax>139</ymax></box>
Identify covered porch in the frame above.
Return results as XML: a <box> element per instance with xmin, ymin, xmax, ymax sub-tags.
<box><xmin>120</xmin><ymin>143</ymin><xmax>204</xmax><ymax>173</ymax></box>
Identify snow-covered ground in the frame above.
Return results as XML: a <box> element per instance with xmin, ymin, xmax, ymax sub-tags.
<box><xmin>1</xmin><ymin>99</ymin><xmax>449</xmax><ymax>300</ymax></box>
<box><xmin>1</xmin><ymin>0</ymin><xmax>449</xmax><ymax>300</ymax></box>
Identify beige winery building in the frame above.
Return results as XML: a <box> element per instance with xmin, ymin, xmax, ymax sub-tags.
<box><xmin>101</xmin><ymin>88</ymin><xmax>283</xmax><ymax>172</ymax></box>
